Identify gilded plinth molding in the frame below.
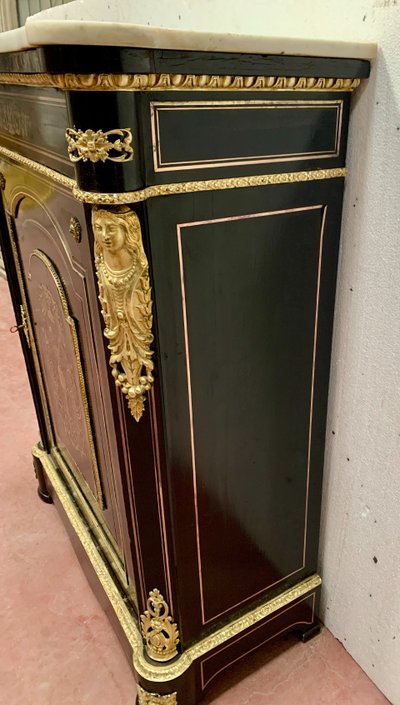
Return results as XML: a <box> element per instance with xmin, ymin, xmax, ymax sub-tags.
<box><xmin>31</xmin><ymin>445</ymin><xmax>325</xmax><ymax>684</ymax></box>
<box><xmin>92</xmin><ymin>206</ymin><xmax>154</xmax><ymax>422</ymax></box>
<box><xmin>137</xmin><ymin>685</ymin><xmax>177</xmax><ymax>705</ymax></box>
<box><xmin>141</xmin><ymin>589</ymin><xmax>180</xmax><ymax>662</ymax></box>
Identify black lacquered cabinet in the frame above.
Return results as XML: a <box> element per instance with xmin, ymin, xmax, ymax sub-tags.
<box><xmin>0</xmin><ymin>46</ymin><xmax>369</xmax><ymax>705</ymax></box>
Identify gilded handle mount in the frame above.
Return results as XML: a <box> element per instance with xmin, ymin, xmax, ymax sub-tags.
<box><xmin>92</xmin><ymin>206</ymin><xmax>154</xmax><ymax>421</ymax></box>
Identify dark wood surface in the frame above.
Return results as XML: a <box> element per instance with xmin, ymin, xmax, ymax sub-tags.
<box><xmin>0</xmin><ymin>45</ymin><xmax>370</xmax><ymax>79</ymax></box>
<box><xmin>146</xmin><ymin>177</ymin><xmax>343</xmax><ymax>642</ymax></box>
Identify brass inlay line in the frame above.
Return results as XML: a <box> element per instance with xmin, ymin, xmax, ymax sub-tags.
<box><xmin>33</xmin><ymin>442</ymin><xmax>324</xmax><ymax>682</ymax></box>
<box><xmin>30</xmin><ymin>249</ymin><xmax>105</xmax><ymax>509</ymax></box>
<box><xmin>151</xmin><ymin>99</ymin><xmax>343</xmax><ymax>173</ymax></box>
<box><xmin>149</xmin><ymin>388</ymin><xmax>174</xmax><ymax>613</ymax></box>
<box><xmin>0</xmin><ymin>145</ymin><xmax>346</xmax><ymax>204</ymax></box>
<box><xmin>0</xmin><ymin>72</ymin><xmax>361</xmax><ymax>92</ymax></box>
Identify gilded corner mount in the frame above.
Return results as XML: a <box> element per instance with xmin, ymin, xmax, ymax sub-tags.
<box><xmin>141</xmin><ymin>589</ymin><xmax>180</xmax><ymax>662</ymax></box>
<box><xmin>92</xmin><ymin>206</ymin><xmax>154</xmax><ymax>421</ymax></box>
<box><xmin>66</xmin><ymin>127</ymin><xmax>134</xmax><ymax>163</ymax></box>
<box><xmin>137</xmin><ymin>685</ymin><xmax>177</xmax><ymax>705</ymax></box>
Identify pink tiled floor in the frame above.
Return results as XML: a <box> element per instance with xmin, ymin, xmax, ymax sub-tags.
<box><xmin>0</xmin><ymin>276</ymin><xmax>392</xmax><ymax>705</ymax></box>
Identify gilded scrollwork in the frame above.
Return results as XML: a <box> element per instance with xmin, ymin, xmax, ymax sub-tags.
<box><xmin>92</xmin><ymin>206</ymin><xmax>154</xmax><ymax>421</ymax></box>
<box><xmin>66</xmin><ymin>127</ymin><xmax>134</xmax><ymax>163</ymax></box>
<box><xmin>137</xmin><ymin>685</ymin><xmax>178</xmax><ymax>705</ymax></box>
<box><xmin>140</xmin><ymin>589</ymin><xmax>180</xmax><ymax>662</ymax></box>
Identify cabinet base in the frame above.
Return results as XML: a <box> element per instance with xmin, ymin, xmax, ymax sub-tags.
<box><xmin>33</xmin><ymin>451</ymin><xmax>53</xmax><ymax>504</ymax></box>
<box><xmin>296</xmin><ymin>621</ymin><xmax>321</xmax><ymax>643</ymax></box>
<box><xmin>32</xmin><ymin>442</ymin><xmax>322</xmax><ymax>705</ymax></box>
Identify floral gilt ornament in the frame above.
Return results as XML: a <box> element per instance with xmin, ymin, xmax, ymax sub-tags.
<box><xmin>66</xmin><ymin>127</ymin><xmax>134</xmax><ymax>163</ymax></box>
<box><xmin>141</xmin><ymin>589</ymin><xmax>180</xmax><ymax>662</ymax></box>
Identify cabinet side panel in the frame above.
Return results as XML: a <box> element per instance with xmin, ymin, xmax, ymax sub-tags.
<box><xmin>147</xmin><ymin>179</ymin><xmax>344</xmax><ymax>640</ymax></box>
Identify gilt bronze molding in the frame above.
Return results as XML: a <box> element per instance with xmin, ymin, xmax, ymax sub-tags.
<box><xmin>137</xmin><ymin>685</ymin><xmax>178</xmax><ymax>705</ymax></box>
<box><xmin>0</xmin><ymin>144</ymin><xmax>346</xmax><ymax>206</ymax></box>
<box><xmin>75</xmin><ymin>168</ymin><xmax>347</xmax><ymax>204</ymax></box>
<box><xmin>0</xmin><ymin>72</ymin><xmax>361</xmax><ymax>92</ymax></box>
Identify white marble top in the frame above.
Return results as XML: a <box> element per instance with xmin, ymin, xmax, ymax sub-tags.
<box><xmin>0</xmin><ymin>0</ymin><xmax>377</xmax><ymax>59</ymax></box>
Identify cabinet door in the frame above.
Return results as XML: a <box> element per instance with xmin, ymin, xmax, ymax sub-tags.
<box><xmin>146</xmin><ymin>178</ymin><xmax>344</xmax><ymax>642</ymax></box>
<box><xmin>2</xmin><ymin>166</ymin><xmax>135</xmax><ymax>593</ymax></box>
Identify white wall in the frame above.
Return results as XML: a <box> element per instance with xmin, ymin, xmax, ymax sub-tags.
<box><xmin>315</xmin><ymin>6</ymin><xmax>400</xmax><ymax>705</ymax></box>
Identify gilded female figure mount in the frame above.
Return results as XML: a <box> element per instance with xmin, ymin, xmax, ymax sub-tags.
<box><xmin>92</xmin><ymin>205</ymin><xmax>154</xmax><ymax>421</ymax></box>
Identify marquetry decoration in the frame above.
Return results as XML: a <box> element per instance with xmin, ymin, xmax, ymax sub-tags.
<box><xmin>92</xmin><ymin>206</ymin><xmax>154</xmax><ymax>421</ymax></box>
<box><xmin>140</xmin><ymin>589</ymin><xmax>180</xmax><ymax>662</ymax></box>
<box><xmin>0</xmin><ymin>71</ymin><xmax>361</xmax><ymax>92</ymax></box>
<box><xmin>65</xmin><ymin>127</ymin><xmax>134</xmax><ymax>163</ymax></box>
<box><xmin>69</xmin><ymin>216</ymin><xmax>82</xmax><ymax>243</ymax></box>
<box><xmin>30</xmin><ymin>249</ymin><xmax>105</xmax><ymax>509</ymax></box>
<box><xmin>137</xmin><ymin>685</ymin><xmax>178</xmax><ymax>705</ymax></box>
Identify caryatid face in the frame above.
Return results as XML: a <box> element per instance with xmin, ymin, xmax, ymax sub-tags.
<box><xmin>92</xmin><ymin>211</ymin><xmax>127</xmax><ymax>255</ymax></box>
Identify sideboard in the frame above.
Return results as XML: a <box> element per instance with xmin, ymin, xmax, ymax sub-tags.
<box><xmin>0</xmin><ymin>42</ymin><xmax>370</xmax><ymax>705</ymax></box>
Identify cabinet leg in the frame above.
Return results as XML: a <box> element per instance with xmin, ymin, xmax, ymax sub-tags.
<box><xmin>33</xmin><ymin>453</ymin><xmax>53</xmax><ymax>504</ymax></box>
<box><xmin>296</xmin><ymin>621</ymin><xmax>321</xmax><ymax>643</ymax></box>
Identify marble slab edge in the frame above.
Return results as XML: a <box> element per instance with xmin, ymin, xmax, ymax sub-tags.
<box><xmin>0</xmin><ymin>19</ymin><xmax>377</xmax><ymax>60</ymax></box>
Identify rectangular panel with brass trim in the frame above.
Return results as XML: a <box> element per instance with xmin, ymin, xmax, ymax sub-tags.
<box><xmin>150</xmin><ymin>99</ymin><xmax>344</xmax><ymax>173</ymax></box>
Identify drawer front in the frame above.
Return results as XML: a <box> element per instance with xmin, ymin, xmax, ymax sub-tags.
<box><xmin>0</xmin><ymin>84</ymin><xmax>73</xmax><ymax>176</ymax></box>
<box><xmin>139</xmin><ymin>90</ymin><xmax>350</xmax><ymax>184</ymax></box>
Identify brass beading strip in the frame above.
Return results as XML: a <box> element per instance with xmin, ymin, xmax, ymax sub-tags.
<box><xmin>0</xmin><ymin>145</ymin><xmax>347</xmax><ymax>203</ymax></box>
<box><xmin>35</xmin><ymin>442</ymin><xmax>323</xmax><ymax>682</ymax></box>
<box><xmin>73</xmin><ymin>168</ymin><xmax>347</xmax><ymax>204</ymax></box>
<box><xmin>0</xmin><ymin>72</ymin><xmax>361</xmax><ymax>92</ymax></box>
